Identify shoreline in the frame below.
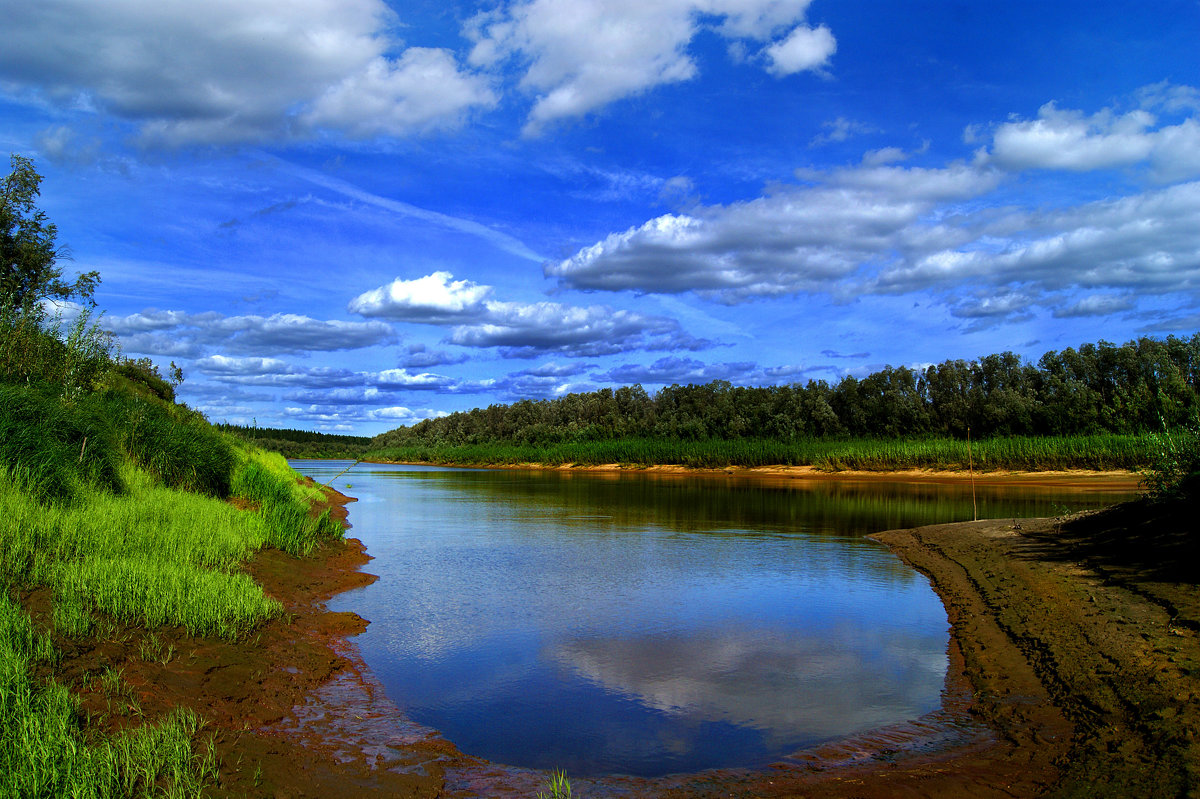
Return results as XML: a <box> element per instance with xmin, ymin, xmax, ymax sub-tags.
<box><xmin>366</xmin><ymin>458</ymin><xmax>1144</xmax><ymax>490</ymax></box>
<box><xmin>45</xmin><ymin>471</ymin><xmax>1190</xmax><ymax>796</ymax></box>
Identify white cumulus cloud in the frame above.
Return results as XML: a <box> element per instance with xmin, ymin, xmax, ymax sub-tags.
<box><xmin>0</xmin><ymin>0</ymin><xmax>494</xmax><ymax>145</ymax></box>
<box><xmin>763</xmin><ymin>24</ymin><xmax>836</xmax><ymax>76</ymax></box>
<box><xmin>347</xmin><ymin>271</ymin><xmax>493</xmax><ymax>323</ymax></box>
<box><xmin>982</xmin><ymin>91</ymin><xmax>1200</xmax><ymax>181</ymax></box>
<box><xmin>466</xmin><ymin>0</ymin><xmax>833</xmax><ymax>134</ymax></box>
<box><xmin>349</xmin><ymin>271</ymin><xmax>711</xmax><ymax>357</ymax></box>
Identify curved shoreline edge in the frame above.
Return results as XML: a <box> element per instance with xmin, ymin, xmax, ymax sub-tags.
<box><xmin>146</xmin><ymin>470</ymin><xmax>1192</xmax><ymax>797</ymax></box>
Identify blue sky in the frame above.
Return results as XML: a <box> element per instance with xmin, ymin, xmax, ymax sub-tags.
<box><xmin>2</xmin><ymin>0</ymin><xmax>1198</xmax><ymax>435</ymax></box>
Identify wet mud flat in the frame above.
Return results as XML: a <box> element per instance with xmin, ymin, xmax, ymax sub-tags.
<box><xmin>26</xmin><ymin>481</ymin><xmax>1200</xmax><ymax>798</ymax></box>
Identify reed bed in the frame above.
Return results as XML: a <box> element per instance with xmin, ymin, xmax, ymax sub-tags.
<box><xmin>369</xmin><ymin>433</ymin><xmax>1156</xmax><ymax>473</ymax></box>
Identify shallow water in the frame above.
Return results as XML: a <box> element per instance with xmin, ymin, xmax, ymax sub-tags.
<box><xmin>291</xmin><ymin>461</ymin><xmax>1138</xmax><ymax>778</ymax></box>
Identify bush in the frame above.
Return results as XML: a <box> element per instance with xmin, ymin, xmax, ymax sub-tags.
<box><xmin>1141</xmin><ymin>415</ymin><xmax>1200</xmax><ymax>498</ymax></box>
<box><xmin>112</xmin><ymin>358</ymin><xmax>175</xmax><ymax>402</ymax></box>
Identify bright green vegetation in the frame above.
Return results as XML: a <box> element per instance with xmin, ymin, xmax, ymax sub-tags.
<box><xmin>0</xmin><ymin>400</ymin><xmax>340</xmax><ymax>794</ymax></box>
<box><xmin>1141</xmin><ymin>416</ymin><xmax>1200</xmax><ymax>498</ymax></box>
<box><xmin>370</xmin><ymin>431</ymin><xmax>1157</xmax><ymax>472</ymax></box>
<box><xmin>2</xmin><ymin>594</ymin><xmax>216</xmax><ymax>798</ymax></box>
<box><xmin>217</xmin><ymin>423</ymin><xmax>372</xmax><ymax>460</ymax></box>
<box><xmin>536</xmin><ymin>770</ymin><xmax>573</xmax><ymax>799</ymax></box>
<box><xmin>1</xmin><ymin>157</ymin><xmax>343</xmax><ymax>798</ymax></box>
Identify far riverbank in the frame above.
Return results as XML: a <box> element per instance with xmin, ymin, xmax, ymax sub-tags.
<box><xmin>367</xmin><ymin>457</ymin><xmax>1144</xmax><ymax>490</ymax></box>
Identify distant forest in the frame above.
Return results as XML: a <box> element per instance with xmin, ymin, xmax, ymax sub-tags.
<box><xmin>217</xmin><ymin>424</ymin><xmax>371</xmax><ymax>459</ymax></box>
<box><xmin>371</xmin><ymin>335</ymin><xmax>1200</xmax><ymax>449</ymax></box>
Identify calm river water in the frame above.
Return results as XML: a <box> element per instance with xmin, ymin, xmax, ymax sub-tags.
<box><xmin>290</xmin><ymin>461</ymin><xmax>1138</xmax><ymax>778</ymax></box>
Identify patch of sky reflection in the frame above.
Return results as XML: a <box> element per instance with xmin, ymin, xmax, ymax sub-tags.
<box><xmin>292</xmin><ymin>462</ymin><xmax>1137</xmax><ymax>777</ymax></box>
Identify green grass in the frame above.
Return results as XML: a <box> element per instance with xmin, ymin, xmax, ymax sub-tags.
<box><xmin>1</xmin><ymin>463</ymin><xmax>282</xmax><ymax>639</ymax></box>
<box><xmin>230</xmin><ymin>446</ymin><xmax>341</xmax><ymax>556</ymax></box>
<box><xmin>367</xmin><ymin>433</ymin><xmax>1157</xmax><ymax>473</ymax></box>
<box><xmin>536</xmin><ymin>770</ymin><xmax>573</xmax><ymax>799</ymax></box>
<box><xmin>0</xmin><ymin>384</ymin><xmax>125</xmax><ymax>505</ymax></box>
<box><xmin>0</xmin><ymin>383</ymin><xmax>344</xmax><ymax>797</ymax></box>
<box><xmin>1</xmin><ymin>593</ymin><xmax>218</xmax><ymax>799</ymax></box>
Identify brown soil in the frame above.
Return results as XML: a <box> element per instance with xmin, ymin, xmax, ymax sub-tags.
<box><xmin>25</xmin><ymin>476</ymin><xmax>1199</xmax><ymax>798</ymax></box>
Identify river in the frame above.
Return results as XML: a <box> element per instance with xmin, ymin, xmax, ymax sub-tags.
<box><xmin>290</xmin><ymin>461</ymin><xmax>1139</xmax><ymax>778</ymax></box>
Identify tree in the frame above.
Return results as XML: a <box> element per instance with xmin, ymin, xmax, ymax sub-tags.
<box><xmin>1</xmin><ymin>154</ymin><xmax>99</xmax><ymax>319</ymax></box>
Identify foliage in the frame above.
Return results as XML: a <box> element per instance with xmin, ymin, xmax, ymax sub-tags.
<box><xmin>230</xmin><ymin>447</ymin><xmax>342</xmax><ymax>556</ymax></box>
<box><xmin>0</xmin><ymin>384</ymin><xmax>125</xmax><ymax>505</ymax></box>
<box><xmin>536</xmin><ymin>770</ymin><xmax>573</xmax><ymax>799</ymax></box>
<box><xmin>1</xmin><ymin>304</ymin><xmax>115</xmax><ymax>396</ymax></box>
<box><xmin>1139</xmin><ymin>414</ymin><xmax>1200</xmax><ymax>498</ymax></box>
<box><xmin>370</xmin><ymin>433</ymin><xmax>1156</xmax><ymax>473</ymax></box>
<box><xmin>1</xmin><ymin>154</ymin><xmax>99</xmax><ymax>320</ymax></box>
<box><xmin>372</xmin><ymin>335</ymin><xmax>1200</xmax><ymax>453</ymax></box>
<box><xmin>106</xmin><ymin>393</ymin><xmax>234</xmax><ymax>497</ymax></box>
<box><xmin>112</xmin><ymin>357</ymin><xmax>179</xmax><ymax>403</ymax></box>
<box><xmin>2</xmin><ymin>593</ymin><xmax>217</xmax><ymax>798</ymax></box>
<box><xmin>217</xmin><ymin>423</ymin><xmax>372</xmax><ymax>460</ymax></box>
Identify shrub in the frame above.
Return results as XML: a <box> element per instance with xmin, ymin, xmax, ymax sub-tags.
<box><xmin>1141</xmin><ymin>415</ymin><xmax>1200</xmax><ymax>498</ymax></box>
<box><xmin>112</xmin><ymin>358</ymin><xmax>175</xmax><ymax>403</ymax></box>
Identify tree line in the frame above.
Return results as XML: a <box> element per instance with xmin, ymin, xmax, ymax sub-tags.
<box><xmin>372</xmin><ymin>334</ymin><xmax>1200</xmax><ymax>449</ymax></box>
<box><xmin>216</xmin><ymin>424</ymin><xmax>371</xmax><ymax>459</ymax></box>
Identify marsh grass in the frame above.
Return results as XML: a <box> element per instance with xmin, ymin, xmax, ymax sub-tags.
<box><xmin>1</xmin><ymin>463</ymin><xmax>283</xmax><ymax>640</ymax></box>
<box><xmin>369</xmin><ymin>433</ymin><xmax>1155</xmax><ymax>473</ymax></box>
<box><xmin>537</xmin><ymin>770</ymin><xmax>573</xmax><ymax>799</ymax></box>
<box><xmin>231</xmin><ymin>447</ymin><xmax>341</xmax><ymax>556</ymax></box>
<box><xmin>0</xmin><ymin>427</ymin><xmax>340</xmax><ymax>794</ymax></box>
<box><xmin>2</xmin><ymin>593</ymin><xmax>217</xmax><ymax>798</ymax></box>
<box><xmin>0</xmin><ymin>385</ymin><xmax>125</xmax><ymax>505</ymax></box>
<box><xmin>109</xmin><ymin>394</ymin><xmax>233</xmax><ymax>498</ymax></box>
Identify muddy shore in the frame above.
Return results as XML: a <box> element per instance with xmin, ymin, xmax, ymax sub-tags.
<box><xmin>33</xmin><ymin>470</ymin><xmax>1198</xmax><ymax>797</ymax></box>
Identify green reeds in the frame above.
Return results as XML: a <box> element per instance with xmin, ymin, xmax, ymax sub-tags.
<box><xmin>368</xmin><ymin>433</ymin><xmax>1157</xmax><ymax>473</ymax></box>
<box><xmin>0</xmin><ymin>384</ymin><xmax>125</xmax><ymax>505</ymax></box>
<box><xmin>230</xmin><ymin>447</ymin><xmax>341</xmax><ymax>556</ymax></box>
<box><xmin>0</xmin><ymin>465</ymin><xmax>281</xmax><ymax>639</ymax></box>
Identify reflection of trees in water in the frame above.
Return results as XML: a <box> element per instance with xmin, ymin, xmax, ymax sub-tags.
<box><xmin>385</xmin><ymin>468</ymin><xmax>1137</xmax><ymax>537</ymax></box>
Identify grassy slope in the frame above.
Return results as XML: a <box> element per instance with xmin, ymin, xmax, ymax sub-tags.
<box><xmin>1</xmin><ymin>385</ymin><xmax>342</xmax><ymax>798</ymax></box>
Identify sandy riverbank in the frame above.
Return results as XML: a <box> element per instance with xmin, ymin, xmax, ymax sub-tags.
<box><xmin>34</xmin><ymin>472</ymin><xmax>1195</xmax><ymax>797</ymax></box>
<box><xmin>373</xmin><ymin>458</ymin><xmax>1144</xmax><ymax>490</ymax></box>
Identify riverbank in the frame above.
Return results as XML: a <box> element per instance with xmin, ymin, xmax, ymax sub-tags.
<box><xmin>42</xmin><ymin>470</ymin><xmax>1192</xmax><ymax>797</ymax></box>
<box><xmin>373</xmin><ymin>458</ymin><xmax>1143</xmax><ymax>489</ymax></box>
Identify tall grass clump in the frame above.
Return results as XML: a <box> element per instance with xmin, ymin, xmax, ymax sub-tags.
<box><xmin>0</xmin><ymin>384</ymin><xmax>124</xmax><ymax>504</ymax></box>
<box><xmin>106</xmin><ymin>393</ymin><xmax>234</xmax><ymax>498</ymax></box>
<box><xmin>0</xmin><ymin>466</ymin><xmax>281</xmax><ymax>639</ymax></box>
<box><xmin>231</xmin><ymin>447</ymin><xmax>340</xmax><ymax>556</ymax></box>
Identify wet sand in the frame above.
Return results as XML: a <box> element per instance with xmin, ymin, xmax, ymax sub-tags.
<box><xmin>28</xmin><ymin>471</ymin><xmax>1199</xmax><ymax>797</ymax></box>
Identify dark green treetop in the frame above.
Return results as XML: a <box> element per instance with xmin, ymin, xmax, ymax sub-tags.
<box><xmin>1</xmin><ymin>154</ymin><xmax>99</xmax><ymax>319</ymax></box>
